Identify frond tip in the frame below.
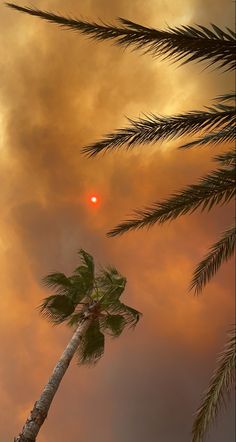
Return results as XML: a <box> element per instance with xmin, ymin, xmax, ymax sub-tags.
<box><xmin>192</xmin><ymin>328</ymin><xmax>236</xmax><ymax>442</ymax></box>
<box><xmin>190</xmin><ymin>224</ymin><xmax>236</xmax><ymax>293</ymax></box>
<box><xmin>40</xmin><ymin>250</ymin><xmax>141</xmax><ymax>365</ymax></box>
<box><xmin>214</xmin><ymin>149</ymin><xmax>236</xmax><ymax>166</ymax></box>
<box><xmin>6</xmin><ymin>4</ymin><xmax>236</xmax><ymax>71</ymax></box>
<box><xmin>107</xmin><ymin>163</ymin><xmax>236</xmax><ymax>236</ymax></box>
<box><xmin>180</xmin><ymin>125</ymin><xmax>236</xmax><ymax>149</ymax></box>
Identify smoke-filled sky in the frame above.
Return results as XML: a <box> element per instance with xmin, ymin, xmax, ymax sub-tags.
<box><xmin>0</xmin><ymin>1</ymin><xmax>235</xmax><ymax>441</ymax></box>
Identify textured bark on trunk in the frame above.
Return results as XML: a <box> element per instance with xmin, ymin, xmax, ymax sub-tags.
<box><xmin>14</xmin><ymin>318</ymin><xmax>91</xmax><ymax>442</ymax></box>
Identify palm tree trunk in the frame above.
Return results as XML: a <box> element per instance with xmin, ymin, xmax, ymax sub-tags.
<box><xmin>14</xmin><ymin>318</ymin><xmax>92</xmax><ymax>442</ymax></box>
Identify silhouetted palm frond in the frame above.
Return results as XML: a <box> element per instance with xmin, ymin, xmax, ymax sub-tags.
<box><xmin>82</xmin><ymin>105</ymin><xmax>235</xmax><ymax>156</ymax></box>
<box><xmin>192</xmin><ymin>328</ymin><xmax>236</xmax><ymax>442</ymax></box>
<box><xmin>190</xmin><ymin>224</ymin><xmax>236</xmax><ymax>294</ymax></box>
<box><xmin>180</xmin><ymin>95</ymin><xmax>235</xmax><ymax>149</ymax></box>
<box><xmin>214</xmin><ymin>149</ymin><xmax>236</xmax><ymax>166</ymax></box>
<box><xmin>215</xmin><ymin>92</ymin><xmax>236</xmax><ymax>102</ymax></box>
<box><xmin>180</xmin><ymin>125</ymin><xmax>236</xmax><ymax>149</ymax></box>
<box><xmin>108</xmin><ymin>164</ymin><xmax>235</xmax><ymax>236</ymax></box>
<box><xmin>6</xmin><ymin>4</ymin><xmax>236</xmax><ymax>71</ymax></box>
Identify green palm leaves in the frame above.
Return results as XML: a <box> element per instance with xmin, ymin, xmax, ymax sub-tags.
<box><xmin>6</xmin><ymin>4</ymin><xmax>236</xmax><ymax>71</ymax></box>
<box><xmin>41</xmin><ymin>250</ymin><xmax>141</xmax><ymax>364</ymax></box>
<box><xmin>78</xmin><ymin>320</ymin><xmax>105</xmax><ymax>364</ymax></box>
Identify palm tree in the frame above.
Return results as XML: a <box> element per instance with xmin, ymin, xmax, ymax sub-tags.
<box><xmin>15</xmin><ymin>249</ymin><xmax>141</xmax><ymax>442</ymax></box>
<box><xmin>6</xmin><ymin>4</ymin><xmax>235</xmax><ymax>441</ymax></box>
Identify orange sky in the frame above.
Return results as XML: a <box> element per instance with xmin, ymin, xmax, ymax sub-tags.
<box><xmin>0</xmin><ymin>1</ymin><xmax>235</xmax><ymax>441</ymax></box>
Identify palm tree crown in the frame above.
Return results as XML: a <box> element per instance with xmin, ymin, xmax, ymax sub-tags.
<box><xmin>14</xmin><ymin>250</ymin><xmax>141</xmax><ymax>441</ymax></box>
<box><xmin>41</xmin><ymin>249</ymin><xmax>141</xmax><ymax>364</ymax></box>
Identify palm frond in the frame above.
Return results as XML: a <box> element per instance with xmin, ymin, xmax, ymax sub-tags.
<box><xmin>108</xmin><ymin>164</ymin><xmax>235</xmax><ymax>236</ymax></box>
<box><xmin>82</xmin><ymin>106</ymin><xmax>235</xmax><ymax>156</ymax></box>
<box><xmin>70</xmin><ymin>249</ymin><xmax>95</xmax><ymax>296</ymax></box>
<box><xmin>108</xmin><ymin>301</ymin><xmax>142</xmax><ymax>328</ymax></box>
<box><xmin>77</xmin><ymin>320</ymin><xmax>105</xmax><ymax>365</ymax></box>
<box><xmin>42</xmin><ymin>272</ymin><xmax>87</xmax><ymax>304</ymax></box>
<box><xmin>39</xmin><ymin>294</ymin><xmax>75</xmax><ymax>325</ymax></box>
<box><xmin>97</xmin><ymin>266</ymin><xmax>127</xmax><ymax>302</ymax></box>
<box><xmin>42</xmin><ymin>272</ymin><xmax>72</xmax><ymax>293</ymax></box>
<box><xmin>192</xmin><ymin>328</ymin><xmax>236</xmax><ymax>442</ymax></box>
<box><xmin>190</xmin><ymin>224</ymin><xmax>236</xmax><ymax>294</ymax></box>
<box><xmin>6</xmin><ymin>4</ymin><xmax>236</xmax><ymax>71</ymax></box>
<box><xmin>215</xmin><ymin>92</ymin><xmax>236</xmax><ymax>102</ymax></box>
<box><xmin>41</xmin><ymin>250</ymin><xmax>96</xmax><ymax>321</ymax></box>
<box><xmin>214</xmin><ymin>149</ymin><xmax>236</xmax><ymax>166</ymax></box>
<box><xmin>76</xmin><ymin>249</ymin><xmax>94</xmax><ymax>277</ymax></box>
<box><xmin>180</xmin><ymin>125</ymin><xmax>236</xmax><ymax>149</ymax></box>
<box><xmin>67</xmin><ymin>312</ymin><xmax>84</xmax><ymax>327</ymax></box>
<box><xmin>100</xmin><ymin>314</ymin><xmax>126</xmax><ymax>337</ymax></box>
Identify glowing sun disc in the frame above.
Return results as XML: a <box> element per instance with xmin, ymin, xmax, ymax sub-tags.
<box><xmin>90</xmin><ymin>196</ymin><xmax>98</xmax><ymax>204</ymax></box>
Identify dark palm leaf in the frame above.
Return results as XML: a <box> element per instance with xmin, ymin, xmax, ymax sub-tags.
<box><xmin>76</xmin><ymin>249</ymin><xmax>94</xmax><ymax>277</ymax></box>
<box><xmin>192</xmin><ymin>328</ymin><xmax>236</xmax><ymax>442</ymax></box>
<box><xmin>98</xmin><ymin>266</ymin><xmax>126</xmax><ymax>301</ymax></box>
<box><xmin>215</xmin><ymin>92</ymin><xmax>236</xmax><ymax>102</ymax></box>
<box><xmin>180</xmin><ymin>125</ymin><xmax>235</xmax><ymax>149</ymax></box>
<box><xmin>42</xmin><ymin>272</ymin><xmax>72</xmax><ymax>293</ymax></box>
<box><xmin>100</xmin><ymin>314</ymin><xmax>126</xmax><ymax>337</ymax></box>
<box><xmin>181</xmin><ymin>93</ymin><xmax>235</xmax><ymax>149</ymax></box>
<box><xmin>214</xmin><ymin>148</ymin><xmax>236</xmax><ymax>166</ymax></box>
<box><xmin>108</xmin><ymin>301</ymin><xmax>142</xmax><ymax>327</ymax></box>
<box><xmin>190</xmin><ymin>224</ymin><xmax>236</xmax><ymax>294</ymax></box>
<box><xmin>74</xmin><ymin>249</ymin><xmax>94</xmax><ymax>280</ymax></box>
<box><xmin>108</xmin><ymin>164</ymin><xmax>235</xmax><ymax>236</ymax></box>
<box><xmin>82</xmin><ymin>105</ymin><xmax>235</xmax><ymax>156</ymax></box>
<box><xmin>72</xmin><ymin>249</ymin><xmax>94</xmax><ymax>295</ymax></box>
<box><xmin>77</xmin><ymin>320</ymin><xmax>105</xmax><ymax>364</ymax></box>
<box><xmin>42</xmin><ymin>272</ymin><xmax>86</xmax><ymax>304</ymax></box>
<box><xmin>6</xmin><ymin>4</ymin><xmax>236</xmax><ymax>71</ymax></box>
<box><xmin>67</xmin><ymin>312</ymin><xmax>85</xmax><ymax>327</ymax></box>
<box><xmin>40</xmin><ymin>294</ymin><xmax>75</xmax><ymax>325</ymax></box>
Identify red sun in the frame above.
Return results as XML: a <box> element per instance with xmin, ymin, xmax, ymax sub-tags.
<box><xmin>90</xmin><ymin>195</ymin><xmax>98</xmax><ymax>205</ymax></box>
